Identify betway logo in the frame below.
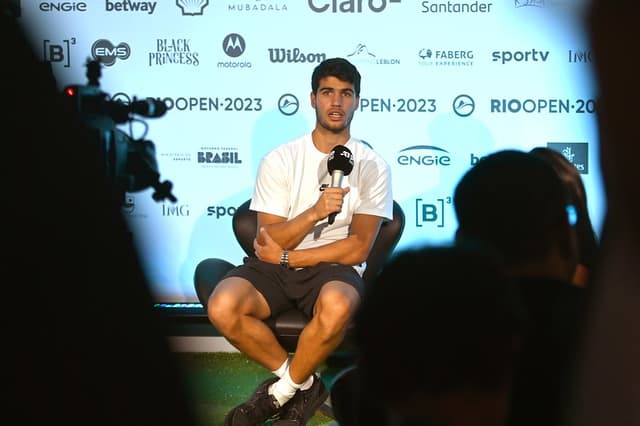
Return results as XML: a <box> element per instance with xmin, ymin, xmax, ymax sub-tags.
<box><xmin>105</xmin><ymin>0</ymin><xmax>156</xmax><ymax>13</ymax></box>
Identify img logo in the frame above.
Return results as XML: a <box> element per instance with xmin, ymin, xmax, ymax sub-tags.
<box><xmin>568</xmin><ymin>49</ymin><xmax>592</xmax><ymax>63</ymax></box>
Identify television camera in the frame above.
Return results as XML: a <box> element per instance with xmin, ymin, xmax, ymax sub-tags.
<box><xmin>63</xmin><ymin>59</ymin><xmax>176</xmax><ymax>205</ymax></box>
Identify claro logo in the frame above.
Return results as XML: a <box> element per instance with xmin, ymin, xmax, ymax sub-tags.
<box><xmin>308</xmin><ymin>0</ymin><xmax>401</xmax><ymax>13</ymax></box>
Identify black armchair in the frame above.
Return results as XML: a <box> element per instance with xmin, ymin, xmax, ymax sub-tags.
<box><xmin>194</xmin><ymin>199</ymin><xmax>405</xmax><ymax>353</ymax></box>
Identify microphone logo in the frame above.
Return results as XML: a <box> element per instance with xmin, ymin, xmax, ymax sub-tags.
<box><xmin>327</xmin><ymin>145</ymin><xmax>354</xmax><ymax>174</ymax></box>
<box><xmin>326</xmin><ymin>145</ymin><xmax>354</xmax><ymax>224</ymax></box>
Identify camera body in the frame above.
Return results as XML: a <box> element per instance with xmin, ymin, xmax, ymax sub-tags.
<box><xmin>63</xmin><ymin>59</ymin><xmax>175</xmax><ymax>204</ymax></box>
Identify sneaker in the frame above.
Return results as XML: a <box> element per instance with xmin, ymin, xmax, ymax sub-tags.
<box><xmin>224</xmin><ymin>376</ymin><xmax>282</xmax><ymax>426</ymax></box>
<box><xmin>273</xmin><ymin>375</ymin><xmax>329</xmax><ymax>425</ymax></box>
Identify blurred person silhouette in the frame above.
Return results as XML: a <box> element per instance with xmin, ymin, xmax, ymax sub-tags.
<box><xmin>331</xmin><ymin>243</ymin><xmax>528</xmax><ymax>426</ymax></box>
<box><xmin>529</xmin><ymin>146</ymin><xmax>599</xmax><ymax>287</ymax></box>
<box><xmin>2</xmin><ymin>12</ymin><xmax>199</xmax><ymax>426</ymax></box>
<box><xmin>453</xmin><ymin>149</ymin><xmax>588</xmax><ymax>426</ymax></box>
<box><xmin>563</xmin><ymin>2</ymin><xmax>640</xmax><ymax>425</ymax></box>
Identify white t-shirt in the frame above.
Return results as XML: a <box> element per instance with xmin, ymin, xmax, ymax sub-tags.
<box><xmin>251</xmin><ymin>134</ymin><xmax>393</xmax><ymax>255</ymax></box>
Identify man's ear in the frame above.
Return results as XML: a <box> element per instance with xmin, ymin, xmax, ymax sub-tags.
<box><xmin>310</xmin><ymin>91</ymin><xmax>317</xmax><ymax>109</ymax></box>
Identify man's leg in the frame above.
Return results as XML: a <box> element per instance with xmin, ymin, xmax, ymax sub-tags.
<box><xmin>208</xmin><ymin>276</ymin><xmax>289</xmax><ymax>371</ymax></box>
<box><xmin>272</xmin><ymin>281</ymin><xmax>360</xmax><ymax>424</ymax></box>
<box><xmin>289</xmin><ymin>281</ymin><xmax>359</xmax><ymax>383</ymax></box>
<box><xmin>208</xmin><ymin>276</ymin><xmax>292</xmax><ymax>425</ymax></box>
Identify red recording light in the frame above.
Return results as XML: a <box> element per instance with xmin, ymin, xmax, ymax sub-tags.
<box><xmin>65</xmin><ymin>86</ymin><xmax>77</xmax><ymax>96</ymax></box>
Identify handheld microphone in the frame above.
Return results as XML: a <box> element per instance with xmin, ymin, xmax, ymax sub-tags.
<box><xmin>326</xmin><ymin>145</ymin><xmax>354</xmax><ymax>224</ymax></box>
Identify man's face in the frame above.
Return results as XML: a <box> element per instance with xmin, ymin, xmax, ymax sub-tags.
<box><xmin>311</xmin><ymin>76</ymin><xmax>359</xmax><ymax>133</ymax></box>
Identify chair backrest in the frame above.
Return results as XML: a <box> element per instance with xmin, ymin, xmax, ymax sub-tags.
<box><xmin>232</xmin><ymin>199</ymin><xmax>405</xmax><ymax>286</ymax></box>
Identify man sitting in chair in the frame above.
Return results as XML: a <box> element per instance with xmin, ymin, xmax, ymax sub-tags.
<box><xmin>206</xmin><ymin>57</ymin><xmax>393</xmax><ymax>425</ymax></box>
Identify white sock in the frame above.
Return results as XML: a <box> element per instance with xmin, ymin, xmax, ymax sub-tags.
<box><xmin>271</xmin><ymin>358</ymin><xmax>290</xmax><ymax>379</ymax></box>
<box><xmin>298</xmin><ymin>374</ymin><xmax>315</xmax><ymax>391</ymax></box>
<box><xmin>270</xmin><ymin>369</ymin><xmax>304</xmax><ymax>407</ymax></box>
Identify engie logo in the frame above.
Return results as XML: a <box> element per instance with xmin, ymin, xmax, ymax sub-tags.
<box><xmin>397</xmin><ymin>145</ymin><xmax>451</xmax><ymax>167</ymax></box>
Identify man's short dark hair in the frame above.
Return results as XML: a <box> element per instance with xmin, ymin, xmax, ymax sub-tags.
<box><xmin>453</xmin><ymin>149</ymin><xmax>572</xmax><ymax>265</ymax></box>
<box><xmin>311</xmin><ymin>57</ymin><xmax>361</xmax><ymax>97</ymax></box>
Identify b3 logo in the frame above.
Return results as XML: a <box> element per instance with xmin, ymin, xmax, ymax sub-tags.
<box><xmin>415</xmin><ymin>197</ymin><xmax>451</xmax><ymax>228</ymax></box>
<box><xmin>43</xmin><ymin>38</ymin><xmax>76</xmax><ymax>68</ymax></box>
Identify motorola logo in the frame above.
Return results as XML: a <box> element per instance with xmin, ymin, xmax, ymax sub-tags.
<box><xmin>219</xmin><ymin>33</ymin><xmax>252</xmax><ymax>69</ymax></box>
<box><xmin>453</xmin><ymin>94</ymin><xmax>474</xmax><ymax>117</ymax></box>
<box><xmin>278</xmin><ymin>94</ymin><xmax>299</xmax><ymax>116</ymax></box>
<box><xmin>223</xmin><ymin>33</ymin><xmax>245</xmax><ymax>58</ymax></box>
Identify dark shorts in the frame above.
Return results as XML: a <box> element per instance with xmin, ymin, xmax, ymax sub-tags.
<box><xmin>223</xmin><ymin>257</ymin><xmax>364</xmax><ymax>319</ymax></box>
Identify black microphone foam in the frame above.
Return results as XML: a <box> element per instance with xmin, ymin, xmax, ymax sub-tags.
<box><xmin>327</xmin><ymin>145</ymin><xmax>354</xmax><ymax>176</ymax></box>
<box><xmin>327</xmin><ymin>145</ymin><xmax>354</xmax><ymax>224</ymax></box>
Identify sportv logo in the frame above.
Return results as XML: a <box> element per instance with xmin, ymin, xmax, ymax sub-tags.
<box><xmin>492</xmin><ymin>49</ymin><xmax>549</xmax><ymax>64</ymax></box>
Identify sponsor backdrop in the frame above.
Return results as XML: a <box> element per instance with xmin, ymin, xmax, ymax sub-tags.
<box><xmin>18</xmin><ymin>0</ymin><xmax>601</xmax><ymax>303</ymax></box>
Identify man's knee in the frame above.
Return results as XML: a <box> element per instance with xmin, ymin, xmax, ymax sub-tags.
<box><xmin>316</xmin><ymin>286</ymin><xmax>359</xmax><ymax>330</ymax></box>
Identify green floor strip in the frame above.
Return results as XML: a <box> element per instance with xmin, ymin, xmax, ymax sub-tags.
<box><xmin>176</xmin><ymin>352</ymin><xmax>344</xmax><ymax>426</ymax></box>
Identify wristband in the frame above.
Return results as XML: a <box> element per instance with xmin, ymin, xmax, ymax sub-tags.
<box><xmin>279</xmin><ymin>250</ymin><xmax>289</xmax><ymax>268</ymax></box>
